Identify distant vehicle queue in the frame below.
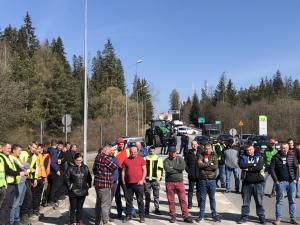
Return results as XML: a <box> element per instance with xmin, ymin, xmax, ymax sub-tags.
<box><xmin>0</xmin><ymin>134</ymin><xmax>299</xmax><ymax>225</ymax></box>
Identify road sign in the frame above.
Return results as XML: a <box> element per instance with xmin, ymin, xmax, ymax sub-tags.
<box><xmin>229</xmin><ymin>128</ymin><xmax>237</xmax><ymax>136</ymax></box>
<box><xmin>215</xmin><ymin>120</ymin><xmax>221</xmax><ymax>125</ymax></box>
<box><xmin>238</xmin><ymin>120</ymin><xmax>244</xmax><ymax>127</ymax></box>
<box><xmin>63</xmin><ymin>126</ymin><xmax>71</xmax><ymax>133</ymax></box>
<box><xmin>259</xmin><ymin>115</ymin><xmax>267</xmax><ymax>135</ymax></box>
<box><xmin>62</xmin><ymin>114</ymin><xmax>72</xmax><ymax>126</ymax></box>
<box><xmin>198</xmin><ymin>117</ymin><xmax>205</xmax><ymax>123</ymax></box>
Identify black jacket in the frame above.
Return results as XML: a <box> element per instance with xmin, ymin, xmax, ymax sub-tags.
<box><xmin>65</xmin><ymin>163</ymin><xmax>92</xmax><ymax>197</ymax></box>
<box><xmin>185</xmin><ymin>148</ymin><xmax>202</xmax><ymax>179</ymax></box>
<box><xmin>270</xmin><ymin>152</ymin><xmax>299</xmax><ymax>183</ymax></box>
<box><xmin>198</xmin><ymin>153</ymin><xmax>218</xmax><ymax>180</ymax></box>
<box><xmin>239</xmin><ymin>154</ymin><xmax>264</xmax><ymax>184</ymax></box>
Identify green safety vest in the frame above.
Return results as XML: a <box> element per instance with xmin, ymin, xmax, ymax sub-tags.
<box><xmin>20</xmin><ymin>151</ymin><xmax>38</xmax><ymax>179</ymax></box>
<box><xmin>0</xmin><ymin>157</ymin><xmax>7</xmax><ymax>187</ymax></box>
<box><xmin>145</xmin><ymin>155</ymin><xmax>163</xmax><ymax>181</ymax></box>
<box><xmin>0</xmin><ymin>153</ymin><xmax>17</xmax><ymax>184</ymax></box>
<box><xmin>9</xmin><ymin>155</ymin><xmax>22</xmax><ymax>184</ymax></box>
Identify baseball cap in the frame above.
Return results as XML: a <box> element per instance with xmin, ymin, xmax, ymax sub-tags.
<box><xmin>269</xmin><ymin>138</ymin><xmax>276</xmax><ymax>144</ymax></box>
<box><xmin>168</xmin><ymin>146</ymin><xmax>177</xmax><ymax>153</ymax></box>
<box><xmin>117</xmin><ymin>138</ymin><xmax>125</xmax><ymax>144</ymax></box>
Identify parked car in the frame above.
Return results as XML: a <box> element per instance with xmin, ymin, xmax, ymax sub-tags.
<box><xmin>187</xmin><ymin>127</ymin><xmax>199</xmax><ymax>135</ymax></box>
<box><xmin>177</xmin><ymin>126</ymin><xmax>188</xmax><ymax>136</ymax></box>
<box><xmin>218</xmin><ymin>134</ymin><xmax>233</xmax><ymax>145</ymax></box>
<box><xmin>194</xmin><ymin>135</ymin><xmax>209</xmax><ymax>146</ymax></box>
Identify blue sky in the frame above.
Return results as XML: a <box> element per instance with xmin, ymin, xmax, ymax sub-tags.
<box><xmin>1</xmin><ymin>0</ymin><xmax>300</xmax><ymax>113</ymax></box>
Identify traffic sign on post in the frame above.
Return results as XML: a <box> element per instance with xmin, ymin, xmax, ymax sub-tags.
<box><xmin>238</xmin><ymin>120</ymin><xmax>244</xmax><ymax>127</ymax></box>
<box><xmin>229</xmin><ymin>128</ymin><xmax>237</xmax><ymax>136</ymax></box>
<box><xmin>62</xmin><ymin>114</ymin><xmax>72</xmax><ymax>142</ymax></box>
<box><xmin>62</xmin><ymin>114</ymin><xmax>72</xmax><ymax>126</ymax></box>
<box><xmin>198</xmin><ymin>117</ymin><xmax>205</xmax><ymax>124</ymax></box>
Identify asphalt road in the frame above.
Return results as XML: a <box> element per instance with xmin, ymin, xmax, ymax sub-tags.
<box><xmin>37</xmin><ymin>134</ymin><xmax>300</xmax><ymax>225</ymax></box>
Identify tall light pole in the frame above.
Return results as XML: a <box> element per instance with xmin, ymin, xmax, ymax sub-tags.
<box><xmin>135</xmin><ymin>59</ymin><xmax>143</xmax><ymax>136</ymax></box>
<box><xmin>125</xmin><ymin>88</ymin><xmax>128</xmax><ymax>136</ymax></box>
<box><xmin>83</xmin><ymin>0</ymin><xmax>88</xmax><ymax>164</ymax></box>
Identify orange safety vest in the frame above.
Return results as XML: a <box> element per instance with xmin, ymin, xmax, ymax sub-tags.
<box><xmin>37</xmin><ymin>153</ymin><xmax>51</xmax><ymax>178</ymax></box>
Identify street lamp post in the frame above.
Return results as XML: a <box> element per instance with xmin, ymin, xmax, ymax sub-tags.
<box><xmin>83</xmin><ymin>0</ymin><xmax>88</xmax><ymax>164</ymax></box>
<box><xmin>125</xmin><ymin>88</ymin><xmax>128</xmax><ymax>136</ymax></box>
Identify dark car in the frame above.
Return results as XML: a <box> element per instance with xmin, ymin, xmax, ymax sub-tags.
<box><xmin>218</xmin><ymin>134</ymin><xmax>233</xmax><ymax>145</ymax></box>
<box><xmin>194</xmin><ymin>135</ymin><xmax>209</xmax><ymax>146</ymax></box>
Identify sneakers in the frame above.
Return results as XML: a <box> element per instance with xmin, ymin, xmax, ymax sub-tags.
<box><xmin>195</xmin><ymin>217</ymin><xmax>203</xmax><ymax>223</ymax></box>
<box><xmin>259</xmin><ymin>218</ymin><xmax>266</xmax><ymax>224</ymax></box>
<box><xmin>154</xmin><ymin>209</ymin><xmax>161</xmax><ymax>215</ymax></box>
<box><xmin>123</xmin><ymin>216</ymin><xmax>132</xmax><ymax>223</ymax></box>
<box><xmin>188</xmin><ymin>204</ymin><xmax>192</xmax><ymax>209</ymax></box>
<box><xmin>237</xmin><ymin>218</ymin><xmax>247</xmax><ymax>224</ymax></box>
<box><xmin>139</xmin><ymin>217</ymin><xmax>145</xmax><ymax>223</ymax></box>
<box><xmin>291</xmin><ymin>218</ymin><xmax>300</xmax><ymax>224</ymax></box>
<box><xmin>212</xmin><ymin>215</ymin><xmax>221</xmax><ymax>222</ymax></box>
<box><xmin>169</xmin><ymin>217</ymin><xmax>176</xmax><ymax>223</ymax></box>
<box><xmin>273</xmin><ymin>218</ymin><xmax>281</xmax><ymax>225</ymax></box>
<box><xmin>183</xmin><ymin>217</ymin><xmax>193</xmax><ymax>223</ymax></box>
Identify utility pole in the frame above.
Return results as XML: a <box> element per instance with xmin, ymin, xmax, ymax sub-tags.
<box><xmin>83</xmin><ymin>0</ymin><xmax>88</xmax><ymax>164</ymax></box>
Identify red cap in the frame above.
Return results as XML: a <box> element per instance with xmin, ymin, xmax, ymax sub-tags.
<box><xmin>269</xmin><ymin>138</ymin><xmax>276</xmax><ymax>144</ymax></box>
<box><xmin>117</xmin><ymin>138</ymin><xmax>125</xmax><ymax>144</ymax></box>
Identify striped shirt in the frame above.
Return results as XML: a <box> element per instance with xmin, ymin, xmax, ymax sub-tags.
<box><xmin>93</xmin><ymin>153</ymin><xmax>118</xmax><ymax>188</ymax></box>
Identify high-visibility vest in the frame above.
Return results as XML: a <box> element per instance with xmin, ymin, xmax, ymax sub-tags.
<box><xmin>37</xmin><ymin>153</ymin><xmax>51</xmax><ymax>178</ymax></box>
<box><xmin>20</xmin><ymin>151</ymin><xmax>38</xmax><ymax>179</ymax></box>
<box><xmin>0</xmin><ymin>157</ymin><xmax>7</xmax><ymax>187</ymax></box>
<box><xmin>9</xmin><ymin>155</ymin><xmax>22</xmax><ymax>184</ymax></box>
<box><xmin>145</xmin><ymin>154</ymin><xmax>163</xmax><ymax>181</ymax></box>
<box><xmin>0</xmin><ymin>153</ymin><xmax>17</xmax><ymax>184</ymax></box>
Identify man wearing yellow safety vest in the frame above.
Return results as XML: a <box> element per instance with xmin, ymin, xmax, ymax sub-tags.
<box><xmin>9</xmin><ymin>144</ymin><xmax>28</xmax><ymax>225</ymax></box>
<box><xmin>144</xmin><ymin>145</ymin><xmax>163</xmax><ymax>215</ymax></box>
<box><xmin>0</xmin><ymin>143</ymin><xmax>27</xmax><ymax>225</ymax></box>
<box><xmin>20</xmin><ymin>141</ymin><xmax>39</xmax><ymax>224</ymax></box>
<box><xmin>0</xmin><ymin>146</ymin><xmax>6</xmax><ymax>208</ymax></box>
<box><xmin>214</xmin><ymin>139</ymin><xmax>226</xmax><ymax>188</ymax></box>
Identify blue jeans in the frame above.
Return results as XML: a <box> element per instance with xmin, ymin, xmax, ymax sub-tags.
<box><xmin>10</xmin><ymin>181</ymin><xmax>26</xmax><ymax>223</ymax></box>
<box><xmin>241</xmin><ymin>183</ymin><xmax>265</xmax><ymax>220</ymax></box>
<box><xmin>217</xmin><ymin>164</ymin><xmax>225</xmax><ymax>186</ymax></box>
<box><xmin>225</xmin><ymin>167</ymin><xmax>240</xmax><ymax>192</ymax></box>
<box><xmin>198</xmin><ymin>179</ymin><xmax>217</xmax><ymax>218</ymax></box>
<box><xmin>264</xmin><ymin>169</ymin><xmax>275</xmax><ymax>194</ymax></box>
<box><xmin>275</xmin><ymin>181</ymin><xmax>296</xmax><ymax>219</ymax></box>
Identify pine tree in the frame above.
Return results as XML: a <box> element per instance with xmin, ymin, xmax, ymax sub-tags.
<box><xmin>169</xmin><ymin>89</ymin><xmax>180</xmax><ymax>111</ymax></box>
<box><xmin>213</xmin><ymin>72</ymin><xmax>226</xmax><ymax>104</ymax></box>
<box><xmin>291</xmin><ymin>79</ymin><xmax>300</xmax><ymax>100</ymax></box>
<box><xmin>50</xmin><ymin>37</ymin><xmax>71</xmax><ymax>74</ymax></box>
<box><xmin>23</xmin><ymin>12</ymin><xmax>39</xmax><ymax>56</ymax></box>
<box><xmin>273</xmin><ymin>70</ymin><xmax>284</xmax><ymax>97</ymax></box>
<box><xmin>189</xmin><ymin>92</ymin><xmax>200</xmax><ymax>126</ymax></box>
<box><xmin>90</xmin><ymin>39</ymin><xmax>125</xmax><ymax>95</ymax></box>
<box><xmin>225</xmin><ymin>79</ymin><xmax>237</xmax><ymax>106</ymax></box>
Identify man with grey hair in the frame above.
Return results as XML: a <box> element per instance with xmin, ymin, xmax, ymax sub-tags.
<box><xmin>122</xmin><ymin>146</ymin><xmax>147</xmax><ymax>223</ymax></box>
<box><xmin>93</xmin><ymin>145</ymin><xmax>118</xmax><ymax>225</ymax></box>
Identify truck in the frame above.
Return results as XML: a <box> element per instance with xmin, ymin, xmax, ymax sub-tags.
<box><xmin>202</xmin><ymin>124</ymin><xmax>221</xmax><ymax>140</ymax></box>
<box><xmin>145</xmin><ymin>119</ymin><xmax>174</xmax><ymax>147</ymax></box>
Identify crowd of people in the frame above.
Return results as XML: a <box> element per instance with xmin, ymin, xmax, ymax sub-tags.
<box><xmin>0</xmin><ymin>136</ymin><xmax>300</xmax><ymax>225</ymax></box>
<box><xmin>0</xmin><ymin>140</ymin><xmax>80</xmax><ymax>225</ymax></box>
